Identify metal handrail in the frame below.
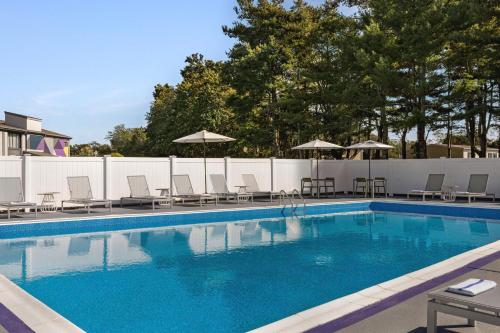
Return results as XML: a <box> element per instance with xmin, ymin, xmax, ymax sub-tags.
<box><xmin>280</xmin><ymin>189</ymin><xmax>306</xmax><ymax>217</ymax></box>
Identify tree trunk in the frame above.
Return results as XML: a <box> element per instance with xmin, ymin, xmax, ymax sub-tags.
<box><xmin>401</xmin><ymin>129</ymin><xmax>408</xmax><ymax>159</ymax></box>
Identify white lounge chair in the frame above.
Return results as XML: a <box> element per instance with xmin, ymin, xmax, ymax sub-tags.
<box><xmin>61</xmin><ymin>176</ymin><xmax>112</xmax><ymax>214</ymax></box>
<box><xmin>0</xmin><ymin>177</ymin><xmax>38</xmax><ymax>219</ymax></box>
<box><xmin>455</xmin><ymin>174</ymin><xmax>495</xmax><ymax>203</ymax></box>
<box><xmin>407</xmin><ymin>174</ymin><xmax>445</xmax><ymax>201</ymax></box>
<box><xmin>210</xmin><ymin>174</ymin><xmax>253</xmax><ymax>204</ymax></box>
<box><xmin>241</xmin><ymin>174</ymin><xmax>280</xmax><ymax>202</ymax></box>
<box><xmin>427</xmin><ymin>282</ymin><xmax>500</xmax><ymax>333</ymax></box>
<box><xmin>172</xmin><ymin>175</ymin><xmax>218</xmax><ymax>206</ymax></box>
<box><xmin>120</xmin><ymin>175</ymin><xmax>170</xmax><ymax>210</ymax></box>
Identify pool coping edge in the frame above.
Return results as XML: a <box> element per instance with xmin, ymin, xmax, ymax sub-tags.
<box><xmin>249</xmin><ymin>240</ymin><xmax>500</xmax><ymax>333</ymax></box>
<box><xmin>0</xmin><ymin>274</ymin><xmax>84</xmax><ymax>333</ymax></box>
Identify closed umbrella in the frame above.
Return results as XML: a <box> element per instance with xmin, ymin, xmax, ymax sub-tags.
<box><xmin>173</xmin><ymin>130</ymin><xmax>235</xmax><ymax>193</ymax></box>
<box><xmin>292</xmin><ymin>139</ymin><xmax>344</xmax><ymax>198</ymax></box>
<box><xmin>345</xmin><ymin>140</ymin><xmax>393</xmax><ymax>197</ymax></box>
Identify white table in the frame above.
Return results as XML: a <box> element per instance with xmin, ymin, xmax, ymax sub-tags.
<box><xmin>37</xmin><ymin>192</ymin><xmax>59</xmax><ymax>212</ymax></box>
<box><xmin>155</xmin><ymin>187</ymin><xmax>171</xmax><ymax>206</ymax></box>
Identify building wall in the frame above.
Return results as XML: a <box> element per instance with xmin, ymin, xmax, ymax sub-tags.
<box><xmin>427</xmin><ymin>145</ymin><xmax>463</xmax><ymax>159</ymax></box>
<box><xmin>27</xmin><ymin>134</ymin><xmax>70</xmax><ymax>157</ymax></box>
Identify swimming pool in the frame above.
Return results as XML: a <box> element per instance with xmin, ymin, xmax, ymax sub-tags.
<box><xmin>0</xmin><ymin>202</ymin><xmax>499</xmax><ymax>332</ymax></box>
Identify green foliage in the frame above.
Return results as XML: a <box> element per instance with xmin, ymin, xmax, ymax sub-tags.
<box><xmin>142</xmin><ymin>0</ymin><xmax>499</xmax><ymax>159</ymax></box>
<box><xmin>106</xmin><ymin>124</ymin><xmax>147</xmax><ymax>156</ymax></box>
<box><xmin>70</xmin><ymin>142</ymin><xmax>111</xmax><ymax>157</ymax></box>
<box><xmin>146</xmin><ymin>54</ymin><xmax>237</xmax><ymax>157</ymax></box>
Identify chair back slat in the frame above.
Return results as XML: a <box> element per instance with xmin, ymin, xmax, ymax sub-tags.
<box><xmin>173</xmin><ymin>175</ymin><xmax>195</xmax><ymax>195</ymax></box>
<box><xmin>468</xmin><ymin>174</ymin><xmax>488</xmax><ymax>193</ymax></box>
<box><xmin>67</xmin><ymin>176</ymin><xmax>93</xmax><ymax>200</ymax></box>
<box><xmin>242</xmin><ymin>174</ymin><xmax>260</xmax><ymax>192</ymax></box>
<box><xmin>425</xmin><ymin>174</ymin><xmax>445</xmax><ymax>192</ymax></box>
<box><xmin>210</xmin><ymin>174</ymin><xmax>228</xmax><ymax>193</ymax></box>
<box><xmin>127</xmin><ymin>175</ymin><xmax>151</xmax><ymax>197</ymax></box>
<box><xmin>0</xmin><ymin>177</ymin><xmax>24</xmax><ymax>202</ymax></box>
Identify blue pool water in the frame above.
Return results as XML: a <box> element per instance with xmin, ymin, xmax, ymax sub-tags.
<box><xmin>1</xmin><ymin>208</ymin><xmax>500</xmax><ymax>332</ymax></box>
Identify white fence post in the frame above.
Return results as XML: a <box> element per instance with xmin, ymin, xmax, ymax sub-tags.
<box><xmin>103</xmin><ymin>155</ymin><xmax>112</xmax><ymax>200</ymax></box>
<box><xmin>22</xmin><ymin>154</ymin><xmax>32</xmax><ymax>203</ymax></box>
<box><xmin>270</xmin><ymin>157</ymin><xmax>276</xmax><ymax>191</ymax></box>
<box><xmin>310</xmin><ymin>158</ymin><xmax>315</xmax><ymax>179</ymax></box>
<box><xmin>170</xmin><ymin>156</ymin><xmax>176</xmax><ymax>198</ymax></box>
<box><xmin>224</xmin><ymin>156</ymin><xmax>232</xmax><ymax>189</ymax></box>
<box><xmin>22</xmin><ymin>154</ymin><xmax>32</xmax><ymax>201</ymax></box>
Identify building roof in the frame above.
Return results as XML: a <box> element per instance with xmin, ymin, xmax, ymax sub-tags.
<box><xmin>0</xmin><ymin>120</ymin><xmax>71</xmax><ymax>139</ymax></box>
<box><xmin>4</xmin><ymin>111</ymin><xmax>42</xmax><ymax>121</ymax></box>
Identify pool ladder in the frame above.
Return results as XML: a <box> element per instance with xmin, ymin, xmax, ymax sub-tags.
<box><xmin>280</xmin><ymin>189</ymin><xmax>306</xmax><ymax>217</ymax></box>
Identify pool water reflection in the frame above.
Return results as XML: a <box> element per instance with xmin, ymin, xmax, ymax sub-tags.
<box><xmin>0</xmin><ymin>212</ymin><xmax>499</xmax><ymax>332</ymax></box>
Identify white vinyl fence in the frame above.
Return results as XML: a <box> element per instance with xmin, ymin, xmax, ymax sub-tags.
<box><xmin>0</xmin><ymin>155</ymin><xmax>499</xmax><ymax>205</ymax></box>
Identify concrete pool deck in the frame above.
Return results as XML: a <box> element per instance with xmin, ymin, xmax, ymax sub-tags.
<box><xmin>0</xmin><ymin>196</ymin><xmax>498</xmax><ymax>223</ymax></box>
<box><xmin>0</xmin><ymin>197</ymin><xmax>499</xmax><ymax>332</ymax></box>
<box><xmin>338</xmin><ymin>257</ymin><xmax>500</xmax><ymax>333</ymax></box>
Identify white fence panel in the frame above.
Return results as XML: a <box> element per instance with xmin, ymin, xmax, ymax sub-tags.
<box><xmin>275</xmin><ymin>159</ymin><xmax>310</xmax><ymax>191</ymax></box>
<box><xmin>317</xmin><ymin>160</ymin><xmax>348</xmax><ymax>191</ymax></box>
<box><xmin>230</xmin><ymin>159</ymin><xmax>272</xmax><ymax>191</ymax></box>
<box><xmin>174</xmin><ymin>158</ymin><xmax>225</xmax><ymax>193</ymax></box>
<box><xmin>2</xmin><ymin>156</ymin><xmax>500</xmax><ymax>207</ymax></box>
<box><xmin>0</xmin><ymin>157</ymin><xmax>22</xmax><ymax>178</ymax></box>
<box><xmin>29</xmin><ymin>157</ymin><xmax>104</xmax><ymax>204</ymax></box>
<box><xmin>109</xmin><ymin>157</ymin><xmax>170</xmax><ymax>199</ymax></box>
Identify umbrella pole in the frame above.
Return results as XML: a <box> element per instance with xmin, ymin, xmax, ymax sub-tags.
<box><xmin>316</xmin><ymin>150</ymin><xmax>320</xmax><ymax>199</ymax></box>
<box><xmin>203</xmin><ymin>139</ymin><xmax>207</xmax><ymax>194</ymax></box>
<box><xmin>368</xmin><ymin>149</ymin><xmax>372</xmax><ymax>198</ymax></box>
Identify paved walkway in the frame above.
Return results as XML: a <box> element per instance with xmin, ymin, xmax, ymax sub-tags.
<box><xmin>1</xmin><ymin>196</ymin><xmax>498</xmax><ymax>223</ymax></box>
<box><xmin>339</xmin><ymin>258</ymin><xmax>500</xmax><ymax>333</ymax></box>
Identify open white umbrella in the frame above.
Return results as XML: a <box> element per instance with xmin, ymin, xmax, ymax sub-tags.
<box><xmin>292</xmin><ymin>139</ymin><xmax>344</xmax><ymax>198</ymax></box>
<box><xmin>345</xmin><ymin>140</ymin><xmax>393</xmax><ymax>180</ymax></box>
<box><xmin>173</xmin><ymin>130</ymin><xmax>235</xmax><ymax>193</ymax></box>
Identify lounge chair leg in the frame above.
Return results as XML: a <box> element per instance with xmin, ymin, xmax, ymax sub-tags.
<box><xmin>467</xmin><ymin>307</ymin><xmax>475</xmax><ymax>326</ymax></box>
<box><xmin>87</xmin><ymin>205</ymin><xmax>90</xmax><ymax>214</ymax></box>
<box><xmin>153</xmin><ymin>201</ymin><xmax>155</xmax><ymax>210</ymax></box>
<box><xmin>7</xmin><ymin>209</ymin><xmax>10</xmax><ymax>220</ymax></box>
<box><xmin>35</xmin><ymin>206</ymin><xmax>38</xmax><ymax>218</ymax></box>
<box><xmin>61</xmin><ymin>202</ymin><xmax>64</xmax><ymax>212</ymax></box>
<box><xmin>426</xmin><ymin>302</ymin><xmax>437</xmax><ymax>333</ymax></box>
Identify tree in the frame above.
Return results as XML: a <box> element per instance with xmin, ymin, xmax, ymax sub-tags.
<box><xmin>106</xmin><ymin>125</ymin><xmax>147</xmax><ymax>156</ymax></box>
<box><xmin>146</xmin><ymin>54</ymin><xmax>237</xmax><ymax>157</ymax></box>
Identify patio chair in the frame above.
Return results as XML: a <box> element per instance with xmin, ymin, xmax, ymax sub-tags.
<box><xmin>120</xmin><ymin>175</ymin><xmax>170</xmax><ymax>210</ymax></box>
<box><xmin>427</xmin><ymin>283</ymin><xmax>500</xmax><ymax>333</ymax></box>
<box><xmin>352</xmin><ymin>177</ymin><xmax>368</xmax><ymax>197</ymax></box>
<box><xmin>61</xmin><ymin>176</ymin><xmax>112</xmax><ymax>214</ymax></box>
<box><xmin>300</xmin><ymin>177</ymin><xmax>314</xmax><ymax>196</ymax></box>
<box><xmin>407</xmin><ymin>174</ymin><xmax>445</xmax><ymax>201</ymax></box>
<box><xmin>455</xmin><ymin>174</ymin><xmax>495</xmax><ymax>203</ymax></box>
<box><xmin>241</xmin><ymin>174</ymin><xmax>280</xmax><ymax>202</ymax></box>
<box><xmin>373</xmin><ymin>177</ymin><xmax>387</xmax><ymax>198</ymax></box>
<box><xmin>209</xmin><ymin>174</ymin><xmax>253</xmax><ymax>204</ymax></box>
<box><xmin>0</xmin><ymin>177</ymin><xmax>38</xmax><ymax>220</ymax></box>
<box><xmin>172</xmin><ymin>175</ymin><xmax>218</xmax><ymax>206</ymax></box>
<box><xmin>322</xmin><ymin>177</ymin><xmax>336</xmax><ymax>198</ymax></box>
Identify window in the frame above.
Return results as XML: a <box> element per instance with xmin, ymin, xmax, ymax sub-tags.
<box><xmin>8</xmin><ymin>133</ymin><xmax>21</xmax><ymax>148</ymax></box>
<box><xmin>28</xmin><ymin>134</ymin><xmax>43</xmax><ymax>150</ymax></box>
<box><xmin>7</xmin><ymin>133</ymin><xmax>21</xmax><ymax>155</ymax></box>
<box><xmin>487</xmin><ymin>152</ymin><xmax>498</xmax><ymax>159</ymax></box>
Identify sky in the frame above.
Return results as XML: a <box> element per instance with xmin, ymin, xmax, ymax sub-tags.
<box><xmin>0</xmin><ymin>1</ymin><xmax>357</xmax><ymax>144</ymax></box>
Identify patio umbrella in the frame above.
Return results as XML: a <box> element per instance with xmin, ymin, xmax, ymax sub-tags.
<box><xmin>292</xmin><ymin>139</ymin><xmax>344</xmax><ymax>198</ymax></box>
<box><xmin>345</xmin><ymin>140</ymin><xmax>393</xmax><ymax>180</ymax></box>
<box><xmin>173</xmin><ymin>130</ymin><xmax>235</xmax><ymax>193</ymax></box>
